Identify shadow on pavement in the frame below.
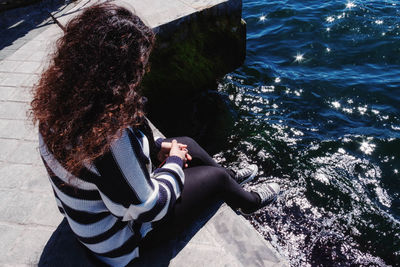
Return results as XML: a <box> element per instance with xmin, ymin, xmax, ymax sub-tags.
<box><xmin>0</xmin><ymin>0</ymin><xmax>89</xmax><ymax>52</ymax></box>
<box><xmin>39</xmin><ymin>202</ymin><xmax>222</xmax><ymax>266</ymax></box>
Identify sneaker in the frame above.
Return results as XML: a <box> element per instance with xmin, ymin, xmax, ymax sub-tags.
<box><xmin>239</xmin><ymin>182</ymin><xmax>280</xmax><ymax>215</ymax></box>
<box><xmin>233</xmin><ymin>164</ymin><xmax>258</xmax><ymax>185</ymax></box>
<box><xmin>255</xmin><ymin>182</ymin><xmax>280</xmax><ymax>206</ymax></box>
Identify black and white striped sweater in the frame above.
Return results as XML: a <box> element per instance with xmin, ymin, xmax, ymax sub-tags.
<box><xmin>39</xmin><ymin>127</ymin><xmax>184</xmax><ymax>266</ymax></box>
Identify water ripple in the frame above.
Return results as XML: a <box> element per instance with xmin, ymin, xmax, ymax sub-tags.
<box><xmin>217</xmin><ymin>0</ymin><xmax>400</xmax><ymax>265</ymax></box>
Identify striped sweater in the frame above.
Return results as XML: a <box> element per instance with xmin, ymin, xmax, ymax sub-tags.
<box><xmin>39</xmin><ymin>127</ymin><xmax>184</xmax><ymax>266</ymax></box>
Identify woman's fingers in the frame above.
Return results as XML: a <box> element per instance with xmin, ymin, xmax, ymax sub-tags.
<box><xmin>169</xmin><ymin>140</ymin><xmax>187</xmax><ymax>161</ymax></box>
<box><xmin>165</xmin><ymin>140</ymin><xmax>191</xmax><ymax>168</ymax></box>
<box><xmin>161</xmin><ymin>141</ymin><xmax>187</xmax><ymax>149</ymax></box>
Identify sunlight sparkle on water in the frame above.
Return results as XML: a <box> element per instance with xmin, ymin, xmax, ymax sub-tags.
<box><xmin>275</xmin><ymin>77</ymin><xmax>281</xmax><ymax>83</ymax></box>
<box><xmin>337</xmin><ymin>13</ymin><xmax>345</xmax><ymax>20</ymax></box>
<box><xmin>260</xmin><ymin>85</ymin><xmax>275</xmax><ymax>93</ymax></box>
<box><xmin>332</xmin><ymin>101</ymin><xmax>341</xmax><ymax>109</ymax></box>
<box><xmin>343</xmin><ymin>107</ymin><xmax>353</xmax><ymax>114</ymax></box>
<box><xmin>294</xmin><ymin>89</ymin><xmax>302</xmax><ymax>96</ymax></box>
<box><xmin>375</xmin><ymin>187</ymin><xmax>391</xmax><ymax>207</ymax></box>
<box><xmin>346</xmin><ymin>2</ymin><xmax>356</xmax><ymax>9</ymax></box>
<box><xmin>358</xmin><ymin>106</ymin><xmax>367</xmax><ymax>115</ymax></box>
<box><xmin>294</xmin><ymin>53</ymin><xmax>305</xmax><ymax>63</ymax></box>
<box><xmin>360</xmin><ymin>141</ymin><xmax>376</xmax><ymax>155</ymax></box>
<box><xmin>259</xmin><ymin>15</ymin><xmax>267</xmax><ymax>22</ymax></box>
<box><xmin>375</xmin><ymin>20</ymin><xmax>383</xmax><ymax>25</ymax></box>
<box><xmin>326</xmin><ymin>16</ymin><xmax>335</xmax><ymax>23</ymax></box>
<box><xmin>326</xmin><ymin>47</ymin><xmax>331</xmax><ymax>52</ymax></box>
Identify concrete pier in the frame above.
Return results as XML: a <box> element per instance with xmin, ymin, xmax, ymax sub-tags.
<box><xmin>0</xmin><ymin>0</ymin><xmax>288</xmax><ymax>266</ymax></box>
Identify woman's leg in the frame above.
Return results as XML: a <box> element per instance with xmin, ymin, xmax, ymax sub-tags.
<box><xmin>163</xmin><ymin>136</ymin><xmax>221</xmax><ymax>168</ymax></box>
<box><xmin>162</xmin><ymin>137</ymin><xmax>258</xmax><ymax>211</ymax></box>
<box><xmin>178</xmin><ymin>166</ymin><xmax>260</xmax><ymax>212</ymax></box>
<box><xmin>142</xmin><ymin>165</ymin><xmax>260</xmax><ymax>245</ymax></box>
<box><xmin>141</xmin><ymin>136</ymin><xmax>259</xmax><ymax>245</ymax></box>
<box><xmin>164</xmin><ymin>136</ymin><xmax>238</xmax><ymax>178</ymax></box>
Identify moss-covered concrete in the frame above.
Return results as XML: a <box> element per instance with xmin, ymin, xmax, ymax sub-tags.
<box><xmin>142</xmin><ymin>9</ymin><xmax>246</xmax><ymax>148</ymax></box>
<box><xmin>143</xmin><ymin>16</ymin><xmax>246</xmax><ymax>96</ymax></box>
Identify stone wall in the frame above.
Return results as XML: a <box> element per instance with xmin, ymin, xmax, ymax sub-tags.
<box><xmin>142</xmin><ymin>0</ymin><xmax>246</xmax><ymax>150</ymax></box>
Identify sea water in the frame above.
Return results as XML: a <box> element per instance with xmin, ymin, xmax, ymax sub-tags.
<box><xmin>216</xmin><ymin>0</ymin><xmax>400</xmax><ymax>265</ymax></box>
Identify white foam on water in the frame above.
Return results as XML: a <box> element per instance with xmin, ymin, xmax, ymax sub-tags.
<box><xmin>375</xmin><ymin>187</ymin><xmax>391</xmax><ymax>208</ymax></box>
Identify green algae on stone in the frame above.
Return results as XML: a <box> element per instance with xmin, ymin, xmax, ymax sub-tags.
<box><xmin>142</xmin><ymin>14</ymin><xmax>246</xmax><ymax>99</ymax></box>
<box><xmin>140</xmin><ymin>10</ymin><xmax>246</xmax><ymax>145</ymax></box>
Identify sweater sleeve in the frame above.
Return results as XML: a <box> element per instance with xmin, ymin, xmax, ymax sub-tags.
<box><xmin>154</xmin><ymin>137</ymin><xmax>164</xmax><ymax>150</ymax></box>
<box><xmin>152</xmin><ymin>155</ymin><xmax>184</xmax><ymax>200</ymax></box>
<box><xmin>93</xmin><ymin>130</ymin><xmax>184</xmax><ymax>223</ymax></box>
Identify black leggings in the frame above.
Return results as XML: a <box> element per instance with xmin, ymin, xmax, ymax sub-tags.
<box><xmin>142</xmin><ymin>137</ymin><xmax>259</xmax><ymax>243</ymax></box>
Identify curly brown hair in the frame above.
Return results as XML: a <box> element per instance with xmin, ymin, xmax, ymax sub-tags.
<box><xmin>31</xmin><ymin>3</ymin><xmax>155</xmax><ymax>174</ymax></box>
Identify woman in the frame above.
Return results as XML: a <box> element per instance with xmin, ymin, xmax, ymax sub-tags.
<box><xmin>31</xmin><ymin>3</ymin><xmax>280</xmax><ymax>266</ymax></box>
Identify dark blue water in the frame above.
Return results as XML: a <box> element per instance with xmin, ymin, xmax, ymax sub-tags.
<box><xmin>216</xmin><ymin>0</ymin><xmax>400</xmax><ymax>265</ymax></box>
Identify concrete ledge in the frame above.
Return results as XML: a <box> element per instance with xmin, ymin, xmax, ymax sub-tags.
<box><xmin>39</xmin><ymin>203</ymin><xmax>288</xmax><ymax>266</ymax></box>
<box><xmin>167</xmin><ymin>205</ymin><xmax>288</xmax><ymax>266</ymax></box>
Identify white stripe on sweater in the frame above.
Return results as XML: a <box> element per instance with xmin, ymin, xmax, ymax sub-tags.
<box><xmin>49</xmin><ymin>178</ymin><xmax>108</xmax><ymax>213</ymax></box>
<box><xmin>67</xmin><ymin>214</ymin><xmax>118</xmax><ymax>238</ymax></box>
<box><xmin>54</xmin><ymin>193</ymin><xmax>63</xmax><ymax>209</ymax></box>
<box><xmin>82</xmin><ymin>225</ymin><xmax>134</xmax><ymax>254</ymax></box>
<box><xmin>151</xmin><ymin>183</ymin><xmax>170</xmax><ymax>222</ymax></box>
<box><xmin>110</xmin><ymin>129</ymin><xmax>153</xmax><ymax>202</ymax></box>
<box><xmin>121</xmin><ymin>182</ymin><xmax>159</xmax><ymax>221</ymax></box>
<box><xmin>97</xmin><ymin>182</ymin><xmax>160</xmax><ymax>221</ymax></box>
<box><xmin>137</xmin><ymin>130</ymin><xmax>152</xmax><ymax>173</ymax></box>
<box><xmin>152</xmin><ymin>175</ymin><xmax>181</xmax><ymax>198</ymax></box>
<box><xmin>161</xmin><ymin>162</ymin><xmax>185</xmax><ymax>185</ymax></box>
<box><xmin>39</xmin><ymin>134</ymin><xmax>98</xmax><ymax>191</ymax></box>
<box><xmin>140</xmin><ymin>222</ymin><xmax>153</xmax><ymax>238</ymax></box>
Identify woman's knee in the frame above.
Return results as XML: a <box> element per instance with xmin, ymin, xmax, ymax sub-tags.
<box><xmin>184</xmin><ymin>166</ymin><xmax>233</xmax><ymax>196</ymax></box>
<box><xmin>169</xmin><ymin>136</ymin><xmax>217</xmax><ymax>167</ymax></box>
<box><xmin>210</xmin><ymin>167</ymin><xmax>232</xmax><ymax>187</ymax></box>
<box><xmin>175</xmin><ymin>136</ymin><xmax>198</xmax><ymax>150</ymax></box>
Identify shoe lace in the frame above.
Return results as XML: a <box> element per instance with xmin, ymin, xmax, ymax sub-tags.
<box><xmin>236</xmin><ymin>166</ymin><xmax>253</xmax><ymax>178</ymax></box>
<box><xmin>257</xmin><ymin>184</ymin><xmax>276</xmax><ymax>204</ymax></box>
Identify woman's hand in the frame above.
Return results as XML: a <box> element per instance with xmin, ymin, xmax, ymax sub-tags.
<box><xmin>158</xmin><ymin>140</ymin><xmax>192</xmax><ymax>167</ymax></box>
<box><xmin>158</xmin><ymin>141</ymin><xmax>185</xmax><ymax>162</ymax></box>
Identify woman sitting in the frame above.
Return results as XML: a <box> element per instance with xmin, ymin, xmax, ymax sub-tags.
<box><xmin>31</xmin><ymin>3</ymin><xmax>280</xmax><ymax>266</ymax></box>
